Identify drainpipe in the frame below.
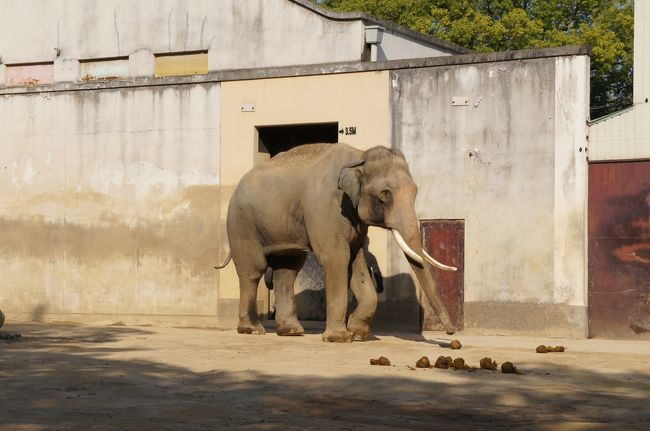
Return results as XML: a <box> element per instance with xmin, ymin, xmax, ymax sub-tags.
<box><xmin>365</xmin><ymin>25</ymin><xmax>384</xmax><ymax>62</ymax></box>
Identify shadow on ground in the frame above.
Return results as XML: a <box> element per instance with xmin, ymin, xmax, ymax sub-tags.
<box><xmin>1</xmin><ymin>324</ymin><xmax>649</xmax><ymax>430</ymax></box>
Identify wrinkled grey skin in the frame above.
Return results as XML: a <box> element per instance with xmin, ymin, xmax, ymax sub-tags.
<box><xmin>226</xmin><ymin>143</ymin><xmax>455</xmax><ymax>342</ymax></box>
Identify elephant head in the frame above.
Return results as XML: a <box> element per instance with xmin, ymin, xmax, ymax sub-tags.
<box><xmin>338</xmin><ymin>146</ymin><xmax>457</xmax><ymax>334</ymax></box>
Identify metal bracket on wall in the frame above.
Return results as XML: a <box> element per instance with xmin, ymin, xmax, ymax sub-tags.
<box><xmin>452</xmin><ymin>96</ymin><xmax>469</xmax><ymax>106</ymax></box>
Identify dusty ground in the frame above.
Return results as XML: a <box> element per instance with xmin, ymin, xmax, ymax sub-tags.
<box><xmin>1</xmin><ymin>323</ymin><xmax>649</xmax><ymax>430</ymax></box>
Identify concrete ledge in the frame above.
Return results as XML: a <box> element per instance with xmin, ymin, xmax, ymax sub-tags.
<box><xmin>217</xmin><ymin>299</ymin><xmax>267</xmax><ymax>329</ymax></box>
<box><xmin>4</xmin><ymin>312</ymin><xmax>221</xmax><ymax>328</ymax></box>
<box><xmin>0</xmin><ymin>46</ymin><xmax>591</xmax><ymax>96</ymax></box>
<box><xmin>464</xmin><ymin>302</ymin><xmax>588</xmax><ymax>338</ymax></box>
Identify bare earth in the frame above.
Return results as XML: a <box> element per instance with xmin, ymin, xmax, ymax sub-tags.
<box><xmin>1</xmin><ymin>323</ymin><xmax>649</xmax><ymax>430</ymax></box>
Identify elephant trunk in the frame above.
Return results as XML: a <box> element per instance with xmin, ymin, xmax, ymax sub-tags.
<box><xmin>391</xmin><ymin>215</ymin><xmax>456</xmax><ymax>334</ymax></box>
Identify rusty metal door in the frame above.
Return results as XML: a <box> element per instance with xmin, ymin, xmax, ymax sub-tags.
<box><xmin>588</xmin><ymin>162</ymin><xmax>650</xmax><ymax>338</ymax></box>
<box><xmin>420</xmin><ymin>220</ymin><xmax>464</xmax><ymax>331</ymax></box>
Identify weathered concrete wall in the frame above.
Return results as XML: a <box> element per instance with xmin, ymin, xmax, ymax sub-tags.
<box><xmin>0</xmin><ymin>47</ymin><xmax>591</xmax><ymax>335</ymax></box>
<box><xmin>0</xmin><ymin>0</ymin><xmax>364</xmax><ymax>72</ymax></box>
<box><xmin>378</xmin><ymin>29</ymin><xmax>454</xmax><ymax>61</ymax></box>
<box><xmin>391</xmin><ymin>55</ymin><xmax>590</xmax><ymax>336</ymax></box>
<box><xmin>0</xmin><ymin>84</ymin><xmax>221</xmax><ymax>325</ymax></box>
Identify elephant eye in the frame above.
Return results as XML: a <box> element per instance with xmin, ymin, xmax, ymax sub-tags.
<box><xmin>379</xmin><ymin>189</ymin><xmax>392</xmax><ymax>203</ymax></box>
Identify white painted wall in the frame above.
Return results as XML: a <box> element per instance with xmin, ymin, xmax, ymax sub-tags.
<box><xmin>589</xmin><ymin>0</ymin><xmax>650</xmax><ymax>161</ymax></box>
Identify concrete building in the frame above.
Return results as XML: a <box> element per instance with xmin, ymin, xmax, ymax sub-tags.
<box><xmin>587</xmin><ymin>1</ymin><xmax>650</xmax><ymax>338</ymax></box>
<box><xmin>1</xmin><ymin>0</ymin><xmax>591</xmax><ymax>337</ymax></box>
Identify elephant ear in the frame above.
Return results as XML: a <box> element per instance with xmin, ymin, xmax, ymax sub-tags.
<box><xmin>337</xmin><ymin>160</ymin><xmax>365</xmax><ymax>208</ymax></box>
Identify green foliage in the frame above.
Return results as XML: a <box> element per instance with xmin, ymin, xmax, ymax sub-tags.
<box><xmin>316</xmin><ymin>0</ymin><xmax>633</xmax><ymax>118</ymax></box>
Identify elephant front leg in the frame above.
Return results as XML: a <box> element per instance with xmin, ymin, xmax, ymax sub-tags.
<box><xmin>347</xmin><ymin>247</ymin><xmax>377</xmax><ymax>340</ymax></box>
<box><xmin>320</xmin><ymin>250</ymin><xmax>353</xmax><ymax>343</ymax></box>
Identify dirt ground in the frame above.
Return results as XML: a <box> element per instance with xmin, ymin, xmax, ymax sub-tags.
<box><xmin>1</xmin><ymin>323</ymin><xmax>649</xmax><ymax>430</ymax></box>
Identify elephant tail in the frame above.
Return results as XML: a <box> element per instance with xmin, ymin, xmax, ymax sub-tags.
<box><xmin>214</xmin><ymin>251</ymin><xmax>232</xmax><ymax>269</ymax></box>
<box><xmin>264</xmin><ymin>267</ymin><xmax>274</xmax><ymax>290</ymax></box>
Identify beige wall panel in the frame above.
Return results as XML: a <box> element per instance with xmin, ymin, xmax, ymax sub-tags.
<box><xmin>155</xmin><ymin>53</ymin><xmax>208</xmax><ymax>77</ymax></box>
<box><xmin>219</xmin><ymin>71</ymin><xmax>391</xmax><ymax>301</ymax></box>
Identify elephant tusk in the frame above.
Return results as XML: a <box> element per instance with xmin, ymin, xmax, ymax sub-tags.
<box><xmin>391</xmin><ymin>229</ymin><xmax>424</xmax><ymax>265</ymax></box>
<box><xmin>422</xmin><ymin>249</ymin><xmax>457</xmax><ymax>272</ymax></box>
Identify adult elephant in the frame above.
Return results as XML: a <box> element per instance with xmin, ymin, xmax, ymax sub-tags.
<box><xmin>218</xmin><ymin>143</ymin><xmax>456</xmax><ymax>342</ymax></box>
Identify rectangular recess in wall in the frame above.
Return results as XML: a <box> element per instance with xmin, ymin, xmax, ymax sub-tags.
<box><xmin>80</xmin><ymin>57</ymin><xmax>129</xmax><ymax>81</ymax></box>
<box><xmin>155</xmin><ymin>51</ymin><xmax>208</xmax><ymax>77</ymax></box>
<box><xmin>257</xmin><ymin>122</ymin><xmax>339</xmax><ymax>157</ymax></box>
<box><xmin>6</xmin><ymin>62</ymin><xmax>54</xmax><ymax>86</ymax></box>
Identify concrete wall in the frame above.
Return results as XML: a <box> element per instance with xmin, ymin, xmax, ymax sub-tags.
<box><xmin>391</xmin><ymin>54</ymin><xmax>590</xmax><ymax>336</ymax></box>
<box><xmin>0</xmin><ymin>0</ymin><xmax>461</xmax><ymax>83</ymax></box>
<box><xmin>0</xmin><ymin>0</ymin><xmax>364</xmax><ymax>73</ymax></box>
<box><xmin>0</xmin><ymin>84</ymin><xmax>222</xmax><ymax>325</ymax></box>
<box><xmin>378</xmin><ymin>29</ymin><xmax>455</xmax><ymax>61</ymax></box>
<box><xmin>0</xmin><ymin>47</ymin><xmax>591</xmax><ymax>336</ymax></box>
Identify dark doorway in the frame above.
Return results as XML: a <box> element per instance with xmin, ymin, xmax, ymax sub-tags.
<box><xmin>420</xmin><ymin>220</ymin><xmax>465</xmax><ymax>331</ymax></box>
<box><xmin>588</xmin><ymin>161</ymin><xmax>650</xmax><ymax>338</ymax></box>
<box><xmin>257</xmin><ymin>122</ymin><xmax>338</xmax><ymax>157</ymax></box>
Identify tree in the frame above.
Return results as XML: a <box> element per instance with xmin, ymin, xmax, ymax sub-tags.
<box><xmin>316</xmin><ymin>0</ymin><xmax>633</xmax><ymax>119</ymax></box>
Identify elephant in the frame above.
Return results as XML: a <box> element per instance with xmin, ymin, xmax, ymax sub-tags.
<box><xmin>217</xmin><ymin>143</ymin><xmax>457</xmax><ymax>342</ymax></box>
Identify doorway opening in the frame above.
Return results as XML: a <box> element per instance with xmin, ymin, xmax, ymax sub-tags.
<box><xmin>257</xmin><ymin>122</ymin><xmax>339</xmax><ymax>157</ymax></box>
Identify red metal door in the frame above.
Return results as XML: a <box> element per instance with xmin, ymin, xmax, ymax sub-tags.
<box><xmin>588</xmin><ymin>162</ymin><xmax>650</xmax><ymax>338</ymax></box>
<box><xmin>420</xmin><ymin>220</ymin><xmax>464</xmax><ymax>331</ymax></box>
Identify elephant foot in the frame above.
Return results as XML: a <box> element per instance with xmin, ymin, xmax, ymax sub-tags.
<box><xmin>347</xmin><ymin>322</ymin><xmax>371</xmax><ymax>341</ymax></box>
<box><xmin>322</xmin><ymin>328</ymin><xmax>353</xmax><ymax>343</ymax></box>
<box><xmin>237</xmin><ymin>323</ymin><xmax>266</xmax><ymax>335</ymax></box>
<box><xmin>276</xmin><ymin>319</ymin><xmax>304</xmax><ymax>336</ymax></box>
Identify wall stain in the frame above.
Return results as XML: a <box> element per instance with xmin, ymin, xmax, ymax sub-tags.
<box><xmin>0</xmin><ymin>186</ymin><xmax>221</xmax><ymax>278</ymax></box>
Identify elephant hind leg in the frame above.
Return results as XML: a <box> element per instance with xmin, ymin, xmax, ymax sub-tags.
<box><xmin>237</xmin><ymin>274</ymin><xmax>266</xmax><ymax>335</ymax></box>
<box><xmin>271</xmin><ymin>254</ymin><xmax>306</xmax><ymax>336</ymax></box>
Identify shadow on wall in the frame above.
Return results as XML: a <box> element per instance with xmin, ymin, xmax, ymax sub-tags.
<box><xmin>1</xmin><ymin>324</ymin><xmax>649</xmax><ymax>429</ymax></box>
<box><xmin>290</xmin><ymin>249</ymin><xmax>421</xmax><ymax>330</ymax></box>
<box><xmin>31</xmin><ymin>304</ymin><xmax>47</xmax><ymax>322</ymax></box>
<box><xmin>374</xmin><ymin>273</ymin><xmax>420</xmax><ymax>332</ymax></box>
<box><xmin>0</xmin><ymin>186</ymin><xmax>220</xmax><ymax>277</ymax></box>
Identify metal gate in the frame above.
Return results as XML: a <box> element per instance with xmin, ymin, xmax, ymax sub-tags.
<box><xmin>588</xmin><ymin>162</ymin><xmax>650</xmax><ymax>338</ymax></box>
<box><xmin>420</xmin><ymin>220</ymin><xmax>464</xmax><ymax>331</ymax></box>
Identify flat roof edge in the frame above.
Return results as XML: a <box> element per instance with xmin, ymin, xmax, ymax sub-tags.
<box><xmin>288</xmin><ymin>0</ymin><xmax>471</xmax><ymax>54</ymax></box>
<box><xmin>588</xmin><ymin>106</ymin><xmax>634</xmax><ymax>125</ymax></box>
<box><xmin>0</xmin><ymin>46</ymin><xmax>591</xmax><ymax>96</ymax></box>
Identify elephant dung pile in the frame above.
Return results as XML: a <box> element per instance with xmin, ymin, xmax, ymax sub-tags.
<box><xmin>369</xmin><ymin>356</ymin><xmax>391</xmax><ymax>366</ymax></box>
<box><xmin>536</xmin><ymin>345</ymin><xmax>566</xmax><ymax>353</ymax></box>
<box><xmin>479</xmin><ymin>357</ymin><xmax>498</xmax><ymax>371</ymax></box>
<box><xmin>501</xmin><ymin>362</ymin><xmax>520</xmax><ymax>374</ymax></box>
<box><xmin>415</xmin><ymin>356</ymin><xmax>431</xmax><ymax>368</ymax></box>
<box><xmin>431</xmin><ymin>356</ymin><xmax>476</xmax><ymax>371</ymax></box>
<box><xmin>408</xmin><ymin>355</ymin><xmax>518</xmax><ymax>374</ymax></box>
<box><xmin>449</xmin><ymin>340</ymin><xmax>462</xmax><ymax>349</ymax></box>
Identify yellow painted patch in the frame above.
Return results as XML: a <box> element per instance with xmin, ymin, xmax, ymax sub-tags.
<box><xmin>155</xmin><ymin>53</ymin><xmax>208</xmax><ymax>77</ymax></box>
